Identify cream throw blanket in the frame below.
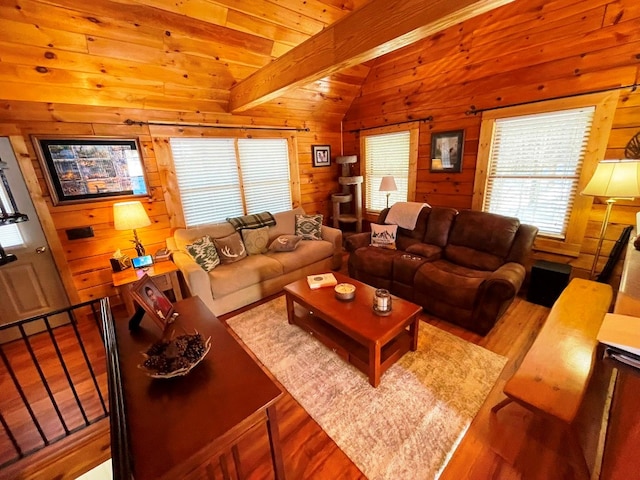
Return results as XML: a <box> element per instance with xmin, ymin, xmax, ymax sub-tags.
<box><xmin>385</xmin><ymin>201</ymin><xmax>430</xmax><ymax>229</ymax></box>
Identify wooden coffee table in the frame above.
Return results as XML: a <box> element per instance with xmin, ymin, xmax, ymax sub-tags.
<box><xmin>283</xmin><ymin>272</ymin><xmax>422</xmax><ymax>387</ymax></box>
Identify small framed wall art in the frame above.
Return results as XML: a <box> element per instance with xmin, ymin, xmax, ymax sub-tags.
<box><xmin>312</xmin><ymin>145</ymin><xmax>331</xmax><ymax>167</ymax></box>
<box><xmin>33</xmin><ymin>136</ymin><xmax>149</xmax><ymax>205</ymax></box>
<box><xmin>430</xmin><ymin>130</ymin><xmax>464</xmax><ymax>173</ymax></box>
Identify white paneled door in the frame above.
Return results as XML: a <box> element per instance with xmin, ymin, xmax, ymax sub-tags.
<box><xmin>0</xmin><ymin>137</ymin><xmax>69</xmax><ymax>342</ymax></box>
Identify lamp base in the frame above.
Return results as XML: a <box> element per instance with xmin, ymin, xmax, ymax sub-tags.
<box><xmin>132</xmin><ymin>228</ymin><xmax>146</xmax><ymax>257</ymax></box>
<box><xmin>590</xmin><ymin>199</ymin><xmax>615</xmax><ymax>280</ymax></box>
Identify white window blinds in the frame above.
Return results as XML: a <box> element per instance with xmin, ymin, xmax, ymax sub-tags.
<box><xmin>484</xmin><ymin>107</ymin><xmax>595</xmax><ymax>238</ymax></box>
<box><xmin>364</xmin><ymin>131</ymin><xmax>410</xmax><ymax>212</ymax></box>
<box><xmin>170</xmin><ymin>137</ymin><xmax>292</xmax><ymax>227</ymax></box>
<box><xmin>237</xmin><ymin>139</ymin><xmax>291</xmax><ymax>214</ymax></box>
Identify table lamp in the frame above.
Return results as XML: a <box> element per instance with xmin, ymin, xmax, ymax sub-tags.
<box><xmin>113</xmin><ymin>200</ymin><xmax>151</xmax><ymax>257</ymax></box>
<box><xmin>581</xmin><ymin>159</ymin><xmax>640</xmax><ymax>279</ymax></box>
<box><xmin>379</xmin><ymin>175</ymin><xmax>397</xmax><ymax>209</ymax></box>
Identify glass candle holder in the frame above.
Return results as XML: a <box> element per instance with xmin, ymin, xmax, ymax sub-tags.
<box><xmin>373</xmin><ymin>288</ymin><xmax>392</xmax><ymax>315</ymax></box>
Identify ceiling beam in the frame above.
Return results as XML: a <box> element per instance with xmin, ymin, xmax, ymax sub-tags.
<box><xmin>229</xmin><ymin>0</ymin><xmax>514</xmax><ymax>113</ymax></box>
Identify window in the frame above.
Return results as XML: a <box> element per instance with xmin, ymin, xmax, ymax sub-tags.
<box><xmin>170</xmin><ymin>137</ymin><xmax>293</xmax><ymax>227</ymax></box>
<box><xmin>484</xmin><ymin>107</ymin><xmax>595</xmax><ymax>238</ymax></box>
<box><xmin>473</xmin><ymin>92</ymin><xmax>619</xmax><ymax>256</ymax></box>
<box><xmin>361</xmin><ymin>123</ymin><xmax>419</xmax><ymax>215</ymax></box>
<box><xmin>0</xmin><ymin>180</ymin><xmax>24</xmax><ymax>248</ymax></box>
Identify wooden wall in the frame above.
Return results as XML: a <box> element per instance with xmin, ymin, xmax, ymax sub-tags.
<box><xmin>342</xmin><ymin>0</ymin><xmax>640</xmax><ymax>282</ymax></box>
<box><xmin>0</xmin><ymin>103</ymin><xmax>345</xmax><ymax>308</ymax></box>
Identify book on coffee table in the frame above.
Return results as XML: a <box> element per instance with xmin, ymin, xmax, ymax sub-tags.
<box><xmin>307</xmin><ymin>273</ymin><xmax>337</xmax><ymax>290</ymax></box>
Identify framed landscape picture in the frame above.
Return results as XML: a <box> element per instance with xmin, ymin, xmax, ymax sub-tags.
<box><xmin>312</xmin><ymin>145</ymin><xmax>331</xmax><ymax>167</ymax></box>
<box><xmin>430</xmin><ymin>130</ymin><xmax>464</xmax><ymax>173</ymax></box>
<box><xmin>33</xmin><ymin>136</ymin><xmax>149</xmax><ymax>205</ymax></box>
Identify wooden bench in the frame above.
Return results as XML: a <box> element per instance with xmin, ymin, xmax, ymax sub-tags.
<box><xmin>492</xmin><ymin>278</ymin><xmax>613</xmax><ymax>478</ymax></box>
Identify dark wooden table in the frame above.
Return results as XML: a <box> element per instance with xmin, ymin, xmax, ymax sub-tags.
<box><xmin>283</xmin><ymin>272</ymin><xmax>422</xmax><ymax>387</ymax></box>
<box><xmin>112</xmin><ymin>296</ymin><xmax>285</xmax><ymax>480</ymax></box>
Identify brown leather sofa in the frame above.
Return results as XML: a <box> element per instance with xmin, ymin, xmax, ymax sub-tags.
<box><xmin>346</xmin><ymin>207</ymin><xmax>538</xmax><ymax>335</ymax></box>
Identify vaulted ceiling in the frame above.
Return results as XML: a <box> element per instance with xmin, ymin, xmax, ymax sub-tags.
<box><xmin>0</xmin><ymin>0</ymin><xmax>512</xmax><ymax>123</ymax></box>
<box><xmin>0</xmin><ymin>0</ymin><xmax>367</xmax><ymax>121</ymax></box>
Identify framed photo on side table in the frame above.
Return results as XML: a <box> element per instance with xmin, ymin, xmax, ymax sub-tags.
<box><xmin>312</xmin><ymin>145</ymin><xmax>331</xmax><ymax>167</ymax></box>
<box><xmin>130</xmin><ymin>274</ymin><xmax>174</xmax><ymax>332</ymax></box>
<box><xmin>430</xmin><ymin>130</ymin><xmax>464</xmax><ymax>173</ymax></box>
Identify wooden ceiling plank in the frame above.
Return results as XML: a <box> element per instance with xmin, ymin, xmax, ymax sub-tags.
<box><xmin>0</xmin><ymin>80</ymin><xmax>227</xmax><ymax>113</ymax></box>
<box><xmin>208</xmin><ymin>0</ymin><xmax>326</xmax><ymax>36</ymax></box>
<box><xmin>261</xmin><ymin>0</ymin><xmax>356</xmax><ymax>26</ymax></box>
<box><xmin>125</xmin><ymin>0</ymin><xmax>228</xmax><ymax>25</ymax></box>
<box><xmin>2</xmin><ymin>0</ymin><xmax>164</xmax><ymax>49</ymax></box>
<box><xmin>0</xmin><ymin>17</ymin><xmax>88</xmax><ymax>53</ymax></box>
<box><xmin>42</xmin><ymin>0</ymin><xmax>273</xmax><ymax>54</ymax></box>
<box><xmin>228</xmin><ymin>0</ymin><xmax>516</xmax><ymax>113</ymax></box>
<box><xmin>225</xmin><ymin>9</ymin><xmax>310</xmax><ymax>47</ymax></box>
<box><xmin>0</xmin><ymin>41</ymin><xmax>233</xmax><ymax>91</ymax></box>
<box><xmin>86</xmin><ymin>36</ymin><xmax>236</xmax><ymax>85</ymax></box>
<box><xmin>164</xmin><ymin>33</ymin><xmax>273</xmax><ymax>68</ymax></box>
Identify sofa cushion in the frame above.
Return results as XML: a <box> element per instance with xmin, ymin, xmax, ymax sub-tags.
<box><xmin>174</xmin><ymin>222</ymin><xmax>235</xmax><ymax>252</ymax></box>
<box><xmin>423</xmin><ymin>207</ymin><xmax>458</xmax><ymax>247</ymax></box>
<box><xmin>382</xmin><ymin>204</ymin><xmax>431</xmax><ymax>239</ymax></box>
<box><xmin>415</xmin><ymin>260</ymin><xmax>492</xmax><ymax>311</ymax></box>
<box><xmin>267</xmin><ymin>207</ymin><xmax>305</xmax><ymax>241</ymax></box>
<box><xmin>349</xmin><ymin>246</ymin><xmax>404</xmax><ymax>279</ymax></box>
<box><xmin>267</xmin><ymin>239</ymin><xmax>334</xmax><ymax>273</ymax></box>
<box><xmin>295</xmin><ymin>214</ymin><xmax>323</xmax><ymax>240</ymax></box>
<box><xmin>370</xmin><ymin>223</ymin><xmax>398</xmax><ymax>249</ymax></box>
<box><xmin>241</xmin><ymin>226</ymin><xmax>269</xmax><ymax>255</ymax></box>
<box><xmin>214</xmin><ymin>232</ymin><xmax>247</xmax><ymax>264</ymax></box>
<box><xmin>405</xmin><ymin>242</ymin><xmax>442</xmax><ymax>260</ymax></box>
<box><xmin>186</xmin><ymin>235</ymin><xmax>220</xmax><ymax>272</ymax></box>
<box><xmin>268</xmin><ymin>234</ymin><xmax>302</xmax><ymax>252</ymax></box>
<box><xmin>208</xmin><ymin>255</ymin><xmax>283</xmax><ymax>298</ymax></box>
<box><xmin>445</xmin><ymin>210</ymin><xmax>519</xmax><ymax>271</ymax></box>
<box><xmin>393</xmin><ymin>254</ymin><xmax>430</xmax><ymax>285</ymax></box>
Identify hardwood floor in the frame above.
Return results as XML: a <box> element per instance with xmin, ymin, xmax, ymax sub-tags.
<box><xmin>222</xmin><ymin>295</ymin><xmax>588</xmax><ymax>480</ymax></box>
<box><xmin>0</xmin><ymin>313</ymin><xmax>111</xmax><ymax>480</ymax></box>
<box><xmin>2</xmin><ymin>260</ymin><xmax>606</xmax><ymax>479</ymax></box>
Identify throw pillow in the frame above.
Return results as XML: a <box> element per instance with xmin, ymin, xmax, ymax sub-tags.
<box><xmin>186</xmin><ymin>235</ymin><xmax>220</xmax><ymax>272</ymax></box>
<box><xmin>295</xmin><ymin>214</ymin><xmax>323</xmax><ymax>240</ymax></box>
<box><xmin>370</xmin><ymin>223</ymin><xmax>398</xmax><ymax>249</ymax></box>
<box><xmin>213</xmin><ymin>232</ymin><xmax>247</xmax><ymax>264</ymax></box>
<box><xmin>268</xmin><ymin>234</ymin><xmax>302</xmax><ymax>252</ymax></box>
<box><xmin>241</xmin><ymin>226</ymin><xmax>269</xmax><ymax>255</ymax></box>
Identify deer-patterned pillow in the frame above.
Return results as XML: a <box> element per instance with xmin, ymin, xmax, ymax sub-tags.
<box><xmin>213</xmin><ymin>232</ymin><xmax>247</xmax><ymax>264</ymax></box>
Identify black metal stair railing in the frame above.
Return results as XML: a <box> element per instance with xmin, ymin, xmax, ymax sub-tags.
<box><xmin>0</xmin><ymin>298</ymin><xmax>110</xmax><ymax>469</ymax></box>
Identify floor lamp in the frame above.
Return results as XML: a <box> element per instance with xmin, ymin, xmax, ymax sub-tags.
<box><xmin>581</xmin><ymin>159</ymin><xmax>640</xmax><ymax>279</ymax></box>
<box><xmin>379</xmin><ymin>176</ymin><xmax>397</xmax><ymax>209</ymax></box>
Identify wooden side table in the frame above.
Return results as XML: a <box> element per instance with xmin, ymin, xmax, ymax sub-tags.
<box><xmin>112</xmin><ymin>261</ymin><xmax>183</xmax><ymax>316</ymax></box>
<box><xmin>107</xmin><ymin>296</ymin><xmax>285</xmax><ymax>480</ymax></box>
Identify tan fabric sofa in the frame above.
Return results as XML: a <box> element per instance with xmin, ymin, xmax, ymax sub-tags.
<box><xmin>166</xmin><ymin>207</ymin><xmax>342</xmax><ymax>316</ymax></box>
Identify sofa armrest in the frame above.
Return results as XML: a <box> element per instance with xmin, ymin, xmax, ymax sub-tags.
<box><xmin>481</xmin><ymin>262</ymin><xmax>526</xmax><ymax>299</ymax></box>
<box><xmin>322</xmin><ymin>224</ymin><xmax>343</xmax><ymax>270</ymax></box>
<box><xmin>171</xmin><ymin>250</ymin><xmax>216</xmax><ymax>312</ymax></box>
<box><xmin>344</xmin><ymin>232</ymin><xmax>370</xmax><ymax>252</ymax></box>
<box><xmin>166</xmin><ymin>236</ymin><xmax>178</xmax><ymax>253</ymax></box>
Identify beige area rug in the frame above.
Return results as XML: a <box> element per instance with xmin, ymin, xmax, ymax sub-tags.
<box><xmin>227</xmin><ymin>296</ymin><xmax>507</xmax><ymax>480</ymax></box>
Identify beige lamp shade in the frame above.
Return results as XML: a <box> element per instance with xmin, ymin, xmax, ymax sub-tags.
<box><xmin>379</xmin><ymin>175</ymin><xmax>398</xmax><ymax>192</ymax></box>
<box><xmin>582</xmin><ymin>159</ymin><xmax>640</xmax><ymax>199</ymax></box>
<box><xmin>113</xmin><ymin>201</ymin><xmax>151</xmax><ymax>230</ymax></box>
